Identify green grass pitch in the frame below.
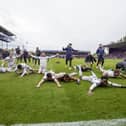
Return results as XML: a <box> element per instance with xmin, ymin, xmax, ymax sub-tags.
<box><xmin>0</xmin><ymin>58</ymin><xmax>126</xmax><ymax>125</ymax></box>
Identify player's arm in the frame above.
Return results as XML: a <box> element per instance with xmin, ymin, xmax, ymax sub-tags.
<box><xmin>72</xmin><ymin>48</ymin><xmax>78</xmax><ymax>52</ymax></box>
<box><xmin>30</xmin><ymin>54</ymin><xmax>39</xmax><ymax>59</ymax></box>
<box><xmin>36</xmin><ymin>78</ymin><xmax>45</xmax><ymax>88</ymax></box>
<box><xmin>99</xmin><ymin>65</ymin><xmax>105</xmax><ymax>72</ymax></box>
<box><xmin>20</xmin><ymin>68</ymin><xmax>27</xmax><ymax>77</ymax></box>
<box><xmin>62</xmin><ymin>47</ymin><xmax>67</xmax><ymax>51</ymax></box>
<box><xmin>120</xmin><ymin>73</ymin><xmax>126</xmax><ymax>79</ymax></box>
<box><xmin>88</xmin><ymin>83</ymin><xmax>97</xmax><ymax>95</ymax></box>
<box><xmin>48</xmin><ymin>53</ymin><xmax>59</xmax><ymax>59</ymax></box>
<box><xmin>107</xmin><ymin>81</ymin><xmax>122</xmax><ymax>87</ymax></box>
<box><xmin>91</xmin><ymin>71</ymin><xmax>97</xmax><ymax>78</ymax></box>
<box><xmin>54</xmin><ymin>78</ymin><xmax>61</xmax><ymax>87</ymax></box>
<box><xmin>15</xmin><ymin>54</ymin><xmax>22</xmax><ymax>58</ymax></box>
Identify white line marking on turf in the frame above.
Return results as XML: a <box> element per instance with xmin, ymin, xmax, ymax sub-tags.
<box><xmin>11</xmin><ymin>118</ymin><xmax>126</xmax><ymax>126</ymax></box>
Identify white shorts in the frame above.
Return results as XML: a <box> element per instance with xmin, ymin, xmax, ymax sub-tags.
<box><xmin>38</xmin><ymin>66</ymin><xmax>46</xmax><ymax>73</ymax></box>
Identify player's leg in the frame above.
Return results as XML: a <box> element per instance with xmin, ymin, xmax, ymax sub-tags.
<box><xmin>81</xmin><ymin>76</ymin><xmax>92</xmax><ymax>82</ymax></box>
<box><xmin>77</xmin><ymin>65</ymin><xmax>83</xmax><ymax>77</ymax></box>
<box><xmin>65</xmin><ymin>58</ymin><xmax>68</xmax><ymax>67</ymax></box>
<box><xmin>36</xmin><ymin>78</ymin><xmax>45</xmax><ymax>88</ymax></box>
<box><xmin>38</xmin><ymin>65</ymin><xmax>46</xmax><ymax>74</ymax></box>
<box><xmin>69</xmin><ymin>72</ymin><xmax>77</xmax><ymax>77</ymax></box>
<box><xmin>36</xmin><ymin>74</ymin><xmax>46</xmax><ymax>87</ymax></box>
<box><xmin>54</xmin><ymin>78</ymin><xmax>62</xmax><ymax>87</ymax></box>
<box><xmin>108</xmin><ymin>81</ymin><xmax>126</xmax><ymax>88</ymax></box>
<box><xmin>69</xmin><ymin>76</ymin><xmax>80</xmax><ymax>84</ymax></box>
<box><xmin>96</xmin><ymin>57</ymin><xmax>100</xmax><ymax>66</ymax></box>
<box><xmin>38</xmin><ymin>59</ymin><xmax>40</xmax><ymax>65</ymax></box>
<box><xmin>69</xmin><ymin>58</ymin><xmax>72</xmax><ymax>68</ymax></box>
<box><xmin>101</xmin><ymin>58</ymin><xmax>104</xmax><ymax>67</ymax></box>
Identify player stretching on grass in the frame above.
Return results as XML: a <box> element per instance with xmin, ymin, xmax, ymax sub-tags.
<box><xmin>30</xmin><ymin>52</ymin><xmax>58</xmax><ymax>74</ymax></box>
<box><xmin>36</xmin><ymin>71</ymin><xmax>80</xmax><ymax>88</ymax></box>
<box><xmin>99</xmin><ymin>66</ymin><xmax>126</xmax><ymax>78</ymax></box>
<box><xmin>78</xmin><ymin>67</ymin><xmax>126</xmax><ymax>95</ymax></box>
<box><xmin>15</xmin><ymin>63</ymin><xmax>35</xmax><ymax>77</ymax></box>
<box><xmin>74</xmin><ymin>64</ymin><xmax>92</xmax><ymax>74</ymax></box>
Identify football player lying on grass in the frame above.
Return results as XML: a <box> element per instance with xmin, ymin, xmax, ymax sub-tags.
<box><xmin>79</xmin><ymin>68</ymin><xmax>126</xmax><ymax>95</ymax></box>
<box><xmin>36</xmin><ymin>71</ymin><xmax>80</xmax><ymax>88</ymax></box>
<box><xmin>30</xmin><ymin>52</ymin><xmax>59</xmax><ymax>74</ymax></box>
<box><xmin>15</xmin><ymin>63</ymin><xmax>35</xmax><ymax>77</ymax></box>
<box><xmin>74</xmin><ymin>64</ymin><xmax>92</xmax><ymax>74</ymax></box>
<box><xmin>99</xmin><ymin>65</ymin><xmax>126</xmax><ymax>78</ymax></box>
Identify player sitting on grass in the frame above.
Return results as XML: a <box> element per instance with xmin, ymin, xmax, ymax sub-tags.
<box><xmin>0</xmin><ymin>66</ymin><xmax>8</xmax><ymax>73</ymax></box>
<box><xmin>36</xmin><ymin>71</ymin><xmax>80</xmax><ymax>88</ymax></box>
<box><xmin>0</xmin><ymin>61</ymin><xmax>9</xmax><ymax>73</ymax></box>
<box><xmin>99</xmin><ymin>65</ymin><xmax>126</xmax><ymax>78</ymax></box>
<box><xmin>30</xmin><ymin>52</ymin><xmax>58</xmax><ymax>74</ymax></box>
<box><xmin>3</xmin><ymin>53</ymin><xmax>21</xmax><ymax>72</ymax></box>
<box><xmin>15</xmin><ymin>63</ymin><xmax>34</xmax><ymax>77</ymax></box>
<box><xmin>79</xmin><ymin>68</ymin><xmax>126</xmax><ymax>95</ymax></box>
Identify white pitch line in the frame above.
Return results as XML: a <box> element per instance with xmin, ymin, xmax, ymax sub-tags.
<box><xmin>11</xmin><ymin>118</ymin><xmax>126</xmax><ymax>126</ymax></box>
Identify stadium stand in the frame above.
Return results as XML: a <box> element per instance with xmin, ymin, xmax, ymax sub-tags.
<box><xmin>104</xmin><ymin>42</ymin><xmax>126</xmax><ymax>58</ymax></box>
<box><xmin>41</xmin><ymin>50</ymin><xmax>89</xmax><ymax>58</ymax></box>
<box><xmin>0</xmin><ymin>25</ymin><xmax>15</xmax><ymax>58</ymax></box>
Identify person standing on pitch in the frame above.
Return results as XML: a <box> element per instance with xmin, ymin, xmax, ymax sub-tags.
<box><xmin>30</xmin><ymin>52</ymin><xmax>58</xmax><ymax>74</ymax></box>
<box><xmin>96</xmin><ymin>44</ymin><xmax>105</xmax><ymax>68</ymax></box>
<box><xmin>63</xmin><ymin>43</ymin><xmax>77</xmax><ymax>70</ymax></box>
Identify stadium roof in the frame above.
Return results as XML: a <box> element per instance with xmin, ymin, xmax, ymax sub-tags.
<box><xmin>104</xmin><ymin>42</ymin><xmax>126</xmax><ymax>49</ymax></box>
<box><xmin>0</xmin><ymin>25</ymin><xmax>15</xmax><ymax>36</ymax></box>
<box><xmin>0</xmin><ymin>25</ymin><xmax>15</xmax><ymax>43</ymax></box>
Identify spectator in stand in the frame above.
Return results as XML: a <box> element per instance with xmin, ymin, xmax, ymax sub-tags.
<box><xmin>96</xmin><ymin>44</ymin><xmax>105</xmax><ymax>68</ymax></box>
<box><xmin>63</xmin><ymin>43</ymin><xmax>77</xmax><ymax>70</ymax></box>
